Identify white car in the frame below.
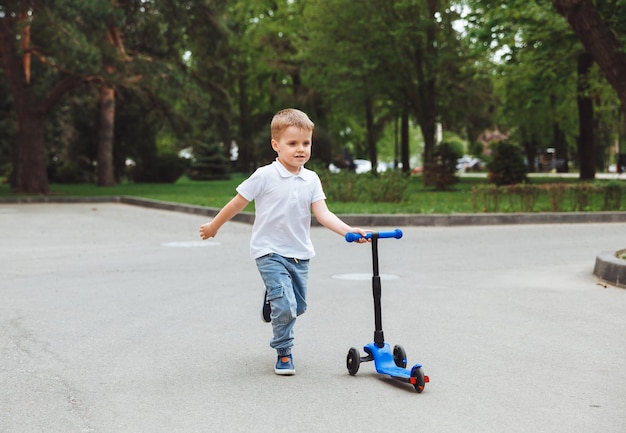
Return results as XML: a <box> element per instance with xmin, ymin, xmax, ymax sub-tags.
<box><xmin>329</xmin><ymin>159</ymin><xmax>389</xmax><ymax>174</ymax></box>
<box><xmin>456</xmin><ymin>156</ymin><xmax>484</xmax><ymax>173</ymax></box>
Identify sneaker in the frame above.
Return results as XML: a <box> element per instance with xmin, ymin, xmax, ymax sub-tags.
<box><xmin>261</xmin><ymin>291</ymin><xmax>271</xmax><ymax>323</ymax></box>
<box><xmin>274</xmin><ymin>355</ymin><xmax>296</xmax><ymax>375</ymax></box>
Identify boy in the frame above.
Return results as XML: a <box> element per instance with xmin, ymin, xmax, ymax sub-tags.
<box><xmin>199</xmin><ymin>108</ymin><xmax>367</xmax><ymax>375</ymax></box>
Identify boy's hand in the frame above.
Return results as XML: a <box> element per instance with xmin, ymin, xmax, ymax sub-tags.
<box><xmin>199</xmin><ymin>222</ymin><xmax>217</xmax><ymax>240</ymax></box>
<box><xmin>351</xmin><ymin>228</ymin><xmax>370</xmax><ymax>243</ymax></box>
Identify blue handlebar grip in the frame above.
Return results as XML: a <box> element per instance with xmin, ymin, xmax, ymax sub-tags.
<box><xmin>345</xmin><ymin>229</ymin><xmax>403</xmax><ymax>242</ymax></box>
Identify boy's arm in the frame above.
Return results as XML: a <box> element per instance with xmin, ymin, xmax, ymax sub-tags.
<box><xmin>199</xmin><ymin>193</ymin><xmax>250</xmax><ymax>240</ymax></box>
<box><xmin>311</xmin><ymin>199</ymin><xmax>368</xmax><ymax>240</ymax></box>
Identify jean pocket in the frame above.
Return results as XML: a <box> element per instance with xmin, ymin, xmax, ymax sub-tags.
<box><xmin>266</xmin><ymin>285</ymin><xmax>284</xmax><ymax>301</ymax></box>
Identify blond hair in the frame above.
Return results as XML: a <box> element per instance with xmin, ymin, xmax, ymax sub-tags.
<box><xmin>271</xmin><ymin>108</ymin><xmax>314</xmax><ymax>139</ymax></box>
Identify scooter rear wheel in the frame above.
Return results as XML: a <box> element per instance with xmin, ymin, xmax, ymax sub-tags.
<box><xmin>346</xmin><ymin>347</ymin><xmax>361</xmax><ymax>376</ymax></box>
<box><xmin>411</xmin><ymin>366</ymin><xmax>426</xmax><ymax>393</ymax></box>
<box><xmin>393</xmin><ymin>345</ymin><xmax>407</xmax><ymax>368</ymax></box>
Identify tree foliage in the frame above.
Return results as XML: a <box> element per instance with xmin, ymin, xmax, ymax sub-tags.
<box><xmin>188</xmin><ymin>140</ymin><xmax>230</xmax><ymax>181</ymax></box>
<box><xmin>551</xmin><ymin>0</ymin><xmax>626</xmax><ymax>118</ymax></box>
<box><xmin>466</xmin><ymin>0</ymin><xmax>622</xmax><ymax>178</ymax></box>
<box><xmin>1</xmin><ymin>0</ymin><xmax>626</xmax><ymax>194</ymax></box>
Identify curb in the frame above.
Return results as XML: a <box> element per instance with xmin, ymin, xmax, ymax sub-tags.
<box><xmin>2</xmin><ymin>195</ymin><xmax>626</xmax><ymax>226</ymax></box>
<box><xmin>331</xmin><ymin>211</ymin><xmax>626</xmax><ymax>227</ymax></box>
<box><xmin>594</xmin><ymin>250</ymin><xmax>626</xmax><ymax>289</ymax></box>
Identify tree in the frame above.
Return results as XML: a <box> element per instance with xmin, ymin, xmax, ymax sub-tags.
<box><xmin>0</xmin><ymin>2</ymin><xmax>90</xmax><ymax>193</ymax></box>
<box><xmin>0</xmin><ymin>0</ymin><xmax>233</xmax><ymax>193</ymax></box>
<box><xmin>102</xmin><ymin>0</ymin><xmax>231</xmax><ymax>182</ymax></box>
<box><xmin>465</xmin><ymin>0</ymin><xmax>622</xmax><ymax>178</ymax></box>
<box><xmin>188</xmin><ymin>139</ymin><xmax>231</xmax><ymax>180</ymax></box>
<box><xmin>304</xmin><ymin>0</ymin><xmax>402</xmax><ymax>171</ymax></box>
<box><xmin>303</xmin><ymin>1</ymin><xmax>376</xmax><ymax>169</ymax></box>
<box><xmin>551</xmin><ymin>0</ymin><xmax>626</xmax><ymax>119</ymax></box>
<box><xmin>97</xmin><ymin>81</ymin><xmax>116</xmax><ymax>186</ymax></box>
<box><xmin>382</xmin><ymin>0</ymin><xmax>441</xmax><ymax>170</ymax></box>
<box><xmin>302</xmin><ymin>0</ymin><xmax>473</xmax><ymax>175</ymax></box>
<box><xmin>0</xmin><ymin>61</ymin><xmax>15</xmax><ymax>179</ymax></box>
<box><xmin>576</xmin><ymin>52</ymin><xmax>595</xmax><ymax>179</ymax></box>
<box><xmin>225</xmin><ymin>0</ymin><xmax>328</xmax><ymax>172</ymax></box>
<box><xmin>97</xmin><ymin>11</ymin><xmax>131</xmax><ymax>187</ymax></box>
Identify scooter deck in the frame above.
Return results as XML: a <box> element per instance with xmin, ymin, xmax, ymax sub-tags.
<box><xmin>364</xmin><ymin>342</ymin><xmax>421</xmax><ymax>380</ymax></box>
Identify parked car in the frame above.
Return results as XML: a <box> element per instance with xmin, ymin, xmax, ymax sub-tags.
<box><xmin>456</xmin><ymin>156</ymin><xmax>484</xmax><ymax>173</ymax></box>
<box><xmin>329</xmin><ymin>159</ymin><xmax>388</xmax><ymax>174</ymax></box>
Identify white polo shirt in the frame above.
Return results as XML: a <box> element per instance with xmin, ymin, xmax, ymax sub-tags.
<box><xmin>236</xmin><ymin>160</ymin><xmax>326</xmax><ymax>260</ymax></box>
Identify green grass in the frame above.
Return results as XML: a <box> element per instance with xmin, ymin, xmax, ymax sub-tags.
<box><xmin>1</xmin><ymin>174</ymin><xmax>624</xmax><ymax>214</ymax></box>
<box><xmin>0</xmin><ymin>174</ymin><xmax>253</xmax><ymax>210</ymax></box>
<box><xmin>0</xmin><ymin>174</ymin><xmax>477</xmax><ymax>214</ymax></box>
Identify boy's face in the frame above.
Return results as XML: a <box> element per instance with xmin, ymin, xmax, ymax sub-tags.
<box><xmin>271</xmin><ymin>126</ymin><xmax>312</xmax><ymax>174</ymax></box>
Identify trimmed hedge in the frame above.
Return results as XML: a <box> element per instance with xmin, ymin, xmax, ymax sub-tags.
<box><xmin>472</xmin><ymin>182</ymin><xmax>625</xmax><ymax>212</ymax></box>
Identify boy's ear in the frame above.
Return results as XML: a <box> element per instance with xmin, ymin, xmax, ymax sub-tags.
<box><xmin>271</xmin><ymin>138</ymin><xmax>279</xmax><ymax>152</ymax></box>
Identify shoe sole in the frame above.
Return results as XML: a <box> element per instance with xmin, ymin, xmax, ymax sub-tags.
<box><xmin>274</xmin><ymin>368</ymin><xmax>296</xmax><ymax>376</ymax></box>
<box><xmin>262</xmin><ymin>291</ymin><xmax>271</xmax><ymax>323</ymax></box>
<box><xmin>261</xmin><ymin>304</ymin><xmax>271</xmax><ymax>323</ymax></box>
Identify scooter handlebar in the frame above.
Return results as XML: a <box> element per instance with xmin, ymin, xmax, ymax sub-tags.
<box><xmin>345</xmin><ymin>229</ymin><xmax>403</xmax><ymax>242</ymax></box>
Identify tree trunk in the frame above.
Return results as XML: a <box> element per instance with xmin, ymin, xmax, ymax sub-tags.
<box><xmin>365</xmin><ymin>98</ymin><xmax>378</xmax><ymax>174</ymax></box>
<box><xmin>401</xmin><ymin>111</ymin><xmax>410</xmax><ymax>173</ymax></box>
<box><xmin>420</xmin><ymin>106</ymin><xmax>437</xmax><ymax>167</ymax></box>
<box><xmin>97</xmin><ymin>85</ymin><xmax>116</xmax><ymax>186</ymax></box>
<box><xmin>552</xmin><ymin>122</ymin><xmax>569</xmax><ymax>172</ymax></box>
<box><xmin>552</xmin><ymin>0</ymin><xmax>626</xmax><ymax>119</ymax></box>
<box><xmin>415</xmin><ymin>0</ymin><xmax>438</xmax><ymax>171</ymax></box>
<box><xmin>14</xmin><ymin>109</ymin><xmax>49</xmax><ymax>194</ymax></box>
<box><xmin>577</xmin><ymin>52</ymin><xmax>595</xmax><ymax>180</ymax></box>
<box><xmin>414</xmin><ymin>61</ymin><xmax>437</xmax><ymax>169</ymax></box>
<box><xmin>550</xmin><ymin>94</ymin><xmax>569</xmax><ymax>172</ymax></box>
<box><xmin>237</xmin><ymin>65</ymin><xmax>252</xmax><ymax>172</ymax></box>
<box><xmin>0</xmin><ymin>15</ymin><xmax>48</xmax><ymax>194</ymax></box>
<box><xmin>1</xmin><ymin>8</ymin><xmax>83</xmax><ymax>194</ymax></box>
<box><xmin>97</xmin><ymin>21</ymin><xmax>129</xmax><ymax>187</ymax></box>
<box><xmin>522</xmin><ymin>133</ymin><xmax>538</xmax><ymax>173</ymax></box>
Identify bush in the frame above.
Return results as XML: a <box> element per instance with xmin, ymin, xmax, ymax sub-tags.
<box><xmin>472</xmin><ymin>184</ymin><xmax>501</xmax><ymax>212</ymax></box>
<box><xmin>318</xmin><ymin>170</ymin><xmax>361</xmax><ymax>202</ymax></box>
<box><xmin>542</xmin><ymin>183</ymin><xmax>567</xmax><ymax>212</ymax></box>
<box><xmin>188</xmin><ymin>141</ymin><xmax>230</xmax><ymax>181</ymax></box>
<box><xmin>155</xmin><ymin>153</ymin><xmax>190</xmax><ymax>183</ymax></box>
<box><xmin>472</xmin><ymin>182</ymin><xmax>625</xmax><ymax>213</ymax></box>
<box><xmin>472</xmin><ymin>184</ymin><xmax>538</xmax><ymax>212</ymax></box>
<box><xmin>423</xmin><ymin>141</ymin><xmax>462</xmax><ymax>191</ymax></box>
<box><xmin>130</xmin><ymin>153</ymin><xmax>189</xmax><ymax>183</ymax></box>
<box><xmin>487</xmin><ymin>141</ymin><xmax>528</xmax><ymax>186</ymax></box>
<box><xmin>316</xmin><ymin>169</ymin><xmax>410</xmax><ymax>203</ymax></box>
<box><xmin>570</xmin><ymin>183</ymin><xmax>597</xmax><ymax>211</ymax></box>
<box><xmin>468</xmin><ymin>140</ymin><xmax>484</xmax><ymax>159</ymax></box>
<box><xmin>506</xmin><ymin>183</ymin><xmax>539</xmax><ymax>212</ymax></box>
<box><xmin>48</xmin><ymin>159</ymin><xmax>94</xmax><ymax>184</ymax></box>
<box><xmin>364</xmin><ymin>171</ymin><xmax>410</xmax><ymax>203</ymax></box>
<box><xmin>602</xmin><ymin>182</ymin><xmax>623</xmax><ymax>210</ymax></box>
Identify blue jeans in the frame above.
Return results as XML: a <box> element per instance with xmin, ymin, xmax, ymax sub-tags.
<box><xmin>256</xmin><ymin>254</ymin><xmax>309</xmax><ymax>356</ymax></box>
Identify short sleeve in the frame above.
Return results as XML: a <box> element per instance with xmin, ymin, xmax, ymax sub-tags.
<box><xmin>236</xmin><ymin>168</ymin><xmax>264</xmax><ymax>201</ymax></box>
<box><xmin>310</xmin><ymin>171</ymin><xmax>327</xmax><ymax>203</ymax></box>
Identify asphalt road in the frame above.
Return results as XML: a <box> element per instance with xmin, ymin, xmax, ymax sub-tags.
<box><xmin>1</xmin><ymin>203</ymin><xmax>625</xmax><ymax>433</ymax></box>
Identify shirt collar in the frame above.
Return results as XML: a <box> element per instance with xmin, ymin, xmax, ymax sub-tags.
<box><xmin>272</xmin><ymin>159</ymin><xmax>310</xmax><ymax>180</ymax></box>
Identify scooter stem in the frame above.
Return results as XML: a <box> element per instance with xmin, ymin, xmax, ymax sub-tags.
<box><xmin>371</xmin><ymin>234</ymin><xmax>385</xmax><ymax>348</ymax></box>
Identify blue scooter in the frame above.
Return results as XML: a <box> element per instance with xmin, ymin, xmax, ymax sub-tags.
<box><xmin>345</xmin><ymin>229</ymin><xmax>429</xmax><ymax>393</ymax></box>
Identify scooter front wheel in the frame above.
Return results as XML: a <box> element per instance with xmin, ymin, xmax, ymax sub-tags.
<box><xmin>393</xmin><ymin>345</ymin><xmax>407</xmax><ymax>368</ymax></box>
<box><xmin>347</xmin><ymin>347</ymin><xmax>361</xmax><ymax>376</ymax></box>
